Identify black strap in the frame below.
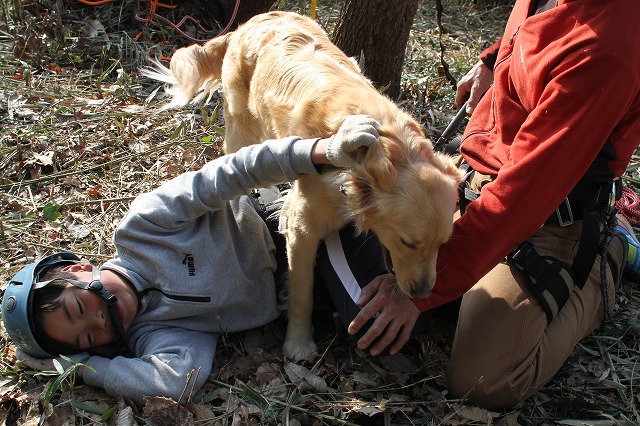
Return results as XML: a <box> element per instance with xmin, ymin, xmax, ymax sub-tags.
<box><xmin>249</xmin><ymin>185</ymin><xmax>290</xmax><ymax>284</ymax></box>
<box><xmin>551</xmin><ymin>135</ymin><xmax>619</xmax><ymax>286</ymax></box>
<box><xmin>250</xmin><ymin>184</ymin><xmax>290</xmax><ymax>233</ymax></box>
<box><xmin>61</xmin><ymin>275</ymin><xmax>130</xmax><ymax>357</ymax></box>
<box><xmin>507</xmin><ymin>241</ymin><xmax>575</xmax><ymax>322</ymax></box>
<box><xmin>65</xmin><ymin>266</ymin><xmax>127</xmax><ymax>342</ymax></box>
<box><xmin>506</xmin><ymin>179</ymin><xmax>618</xmax><ymax>322</ymax></box>
<box><xmin>570</xmin><ymin>203</ymin><xmax>600</xmax><ymax>289</ymax></box>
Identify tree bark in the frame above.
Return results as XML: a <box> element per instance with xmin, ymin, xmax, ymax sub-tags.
<box><xmin>332</xmin><ymin>0</ymin><xmax>420</xmax><ymax>100</ymax></box>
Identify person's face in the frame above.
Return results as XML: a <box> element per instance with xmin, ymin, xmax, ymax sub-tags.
<box><xmin>40</xmin><ymin>264</ymin><xmax>138</xmax><ymax>351</ymax></box>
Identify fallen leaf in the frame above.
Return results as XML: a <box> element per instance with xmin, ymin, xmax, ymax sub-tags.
<box><xmin>284</xmin><ymin>361</ymin><xmax>329</xmax><ymax>393</ymax></box>
<box><xmin>187</xmin><ymin>402</ymin><xmax>215</xmax><ymax>423</ymax></box>
<box><xmin>352</xmin><ymin>405</ymin><xmax>384</xmax><ymax>416</ymax></box>
<box><xmin>379</xmin><ymin>352</ymin><xmax>418</xmax><ymax>373</ymax></box>
<box><xmin>31</xmin><ymin>152</ymin><xmax>54</xmax><ymax>166</ymax></box>
<box><xmin>66</xmin><ymin>223</ymin><xmax>91</xmax><ymax>239</ymax></box>
<box><xmin>448</xmin><ymin>404</ymin><xmax>494</xmax><ymax>425</ymax></box>
<box><xmin>114</xmin><ymin>406</ymin><xmax>133</xmax><ymax>426</ymax></box>
<box><xmin>496</xmin><ymin>411</ymin><xmax>522</xmax><ymax>426</ymax></box>
<box><xmin>142</xmin><ymin>396</ymin><xmax>194</xmax><ymax>426</ymax></box>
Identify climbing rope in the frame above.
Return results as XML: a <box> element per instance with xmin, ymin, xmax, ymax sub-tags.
<box><xmin>599</xmin><ymin>206</ymin><xmax>622</xmax><ymax>329</ymax></box>
<box><xmin>76</xmin><ymin>0</ymin><xmax>114</xmax><ymax>5</ymax></box>
<box><xmin>77</xmin><ymin>0</ymin><xmax>241</xmax><ymax>43</ymax></box>
<box><xmin>615</xmin><ymin>185</ymin><xmax>640</xmax><ymax>226</ymax></box>
<box><xmin>134</xmin><ymin>0</ymin><xmax>240</xmax><ymax>42</ymax></box>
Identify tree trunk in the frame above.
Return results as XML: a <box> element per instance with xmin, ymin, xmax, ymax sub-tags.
<box><xmin>332</xmin><ymin>0</ymin><xmax>420</xmax><ymax>100</ymax></box>
<box><xmin>216</xmin><ymin>0</ymin><xmax>276</xmax><ymax>29</ymax></box>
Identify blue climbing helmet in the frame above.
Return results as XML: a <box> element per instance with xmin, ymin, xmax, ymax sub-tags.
<box><xmin>2</xmin><ymin>252</ymin><xmax>127</xmax><ymax>358</ymax></box>
<box><xmin>2</xmin><ymin>252</ymin><xmax>82</xmax><ymax>358</ymax></box>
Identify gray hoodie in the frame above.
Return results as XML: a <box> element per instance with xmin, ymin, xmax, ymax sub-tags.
<box><xmin>82</xmin><ymin>136</ymin><xmax>319</xmax><ymax>404</ymax></box>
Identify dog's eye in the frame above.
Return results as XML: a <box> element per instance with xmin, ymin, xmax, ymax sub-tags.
<box><xmin>401</xmin><ymin>238</ymin><xmax>417</xmax><ymax>250</ymax></box>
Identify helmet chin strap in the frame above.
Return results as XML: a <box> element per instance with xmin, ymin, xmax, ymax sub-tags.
<box><xmin>64</xmin><ymin>265</ymin><xmax>127</xmax><ymax>342</ymax></box>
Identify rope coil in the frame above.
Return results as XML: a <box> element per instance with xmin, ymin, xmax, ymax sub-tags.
<box><xmin>615</xmin><ymin>186</ymin><xmax>640</xmax><ymax>226</ymax></box>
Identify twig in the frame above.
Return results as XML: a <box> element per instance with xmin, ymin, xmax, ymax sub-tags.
<box><xmin>207</xmin><ymin>378</ymin><xmax>361</xmax><ymax>426</ymax></box>
<box><xmin>0</xmin><ymin>139</ymin><xmax>190</xmax><ymax>192</ymax></box>
<box><xmin>58</xmin><ymin>196</ymin><xmax>137</xmax><ymax>208</ymax></box>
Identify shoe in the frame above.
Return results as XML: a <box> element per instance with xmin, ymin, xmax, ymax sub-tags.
<box><xmin>615</xmin><ymin>214</ymin><xmax>640</xmax><ymax>282</ymax></box>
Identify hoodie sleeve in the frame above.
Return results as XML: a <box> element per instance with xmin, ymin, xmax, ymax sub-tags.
<box><xmin>120</xmin><ymin>136</ymin><xmax>319</xmax><ymax>230</ymax></box>
<box><xmin>82</xmin><ymin>327</ymin><xmax>217</xmax><ymax>406</ymax></box>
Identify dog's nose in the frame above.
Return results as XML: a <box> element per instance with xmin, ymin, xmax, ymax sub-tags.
<box><xmin>408</xmin><ymin>281</ymin><xmax>432</xmax><ymax>298</ymax></box>
<box><xmin>407</xmin><ymin>275</ymin><xmax>435</xmax><ymax>298</ymax></box>
<box><xmin>410</xmin><ymin>287</ymin><xmax>432</xmax><ymax>298</ymax></box>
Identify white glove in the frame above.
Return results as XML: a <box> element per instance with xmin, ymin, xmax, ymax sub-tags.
<box><xmin>16</xmin><ymin>349</ymin><xmax>90</xmax><ymax>374</ymax></box>
<box><xmin>326</xmin><ymin>115</ymin><xmax>380</xmax><ymax>167</ymax></box>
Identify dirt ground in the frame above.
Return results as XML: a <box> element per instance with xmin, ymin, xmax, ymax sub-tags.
<box><xmin>0</xmin><ymin>0</ymin><xmax>639</xmax><ymax>425</ymax></box>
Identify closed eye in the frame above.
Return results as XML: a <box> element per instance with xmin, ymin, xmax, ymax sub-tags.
<box><xmin>401</xmin><ymin>238</ymin><xmax>417</xmax><ymax>250</ymax></box>
<box><xmin>77</xmin><ymin>298</ymin><xmax>83</xmax><ymax>315</ymax></box>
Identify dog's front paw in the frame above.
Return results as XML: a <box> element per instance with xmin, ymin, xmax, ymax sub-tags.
<box><xmin>283</xmin><ymin>337</ymin><xmax>318</xmax><ymax>361</ymax></box>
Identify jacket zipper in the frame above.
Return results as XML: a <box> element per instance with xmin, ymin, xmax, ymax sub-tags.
<box><xmin>509</xmin><ymin>26</ymin><xmax>521</xmax><ymax>45</ymax></box>
<box><xmin>140</xmin><ymin>288</ymin><xmax>211</xmax><ymax>302</ymax></box>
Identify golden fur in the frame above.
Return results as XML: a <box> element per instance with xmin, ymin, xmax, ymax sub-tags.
<box><xmin>143</xmin><ymin>11</ymin><xmax>461</xmax><ymax>361</ymax></box>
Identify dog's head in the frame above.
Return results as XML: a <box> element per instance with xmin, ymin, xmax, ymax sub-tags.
<box><xmin>345</xmin><ymin>124</ymin><xmax>462</xmax><ymax>298</ymax></box>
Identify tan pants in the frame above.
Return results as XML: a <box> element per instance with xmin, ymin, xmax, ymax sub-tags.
<box><xmin>447</xmin><ymin>169</ymin><xmax>626</xmax><ymax>409</ymax></box>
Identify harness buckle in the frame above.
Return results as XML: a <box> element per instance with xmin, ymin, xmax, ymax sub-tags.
<box><xmin>555</xmin><ymin>198</ymin><xmax>574</xmax><ymax>226</ymax></box>
<box><xmin>507</xmin><ymin>241</ymin><xmax>536</xmax><ymax>271</ymax></box>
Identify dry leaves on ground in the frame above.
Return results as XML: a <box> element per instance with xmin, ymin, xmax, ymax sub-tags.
<box><xmin>0</xmin><ymin>0</ymin><xmax>639</xmax><ymax>425</ymax></box>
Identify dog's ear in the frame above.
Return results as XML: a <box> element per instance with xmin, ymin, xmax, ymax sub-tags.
<box><xmin>169</xmin><ymin>34</ymin><xmax>230</xmax><ymax>104</ymax></box>
<box><xmin>347</xmin><ymin>138</ymin><xmax>398</xmax><ymax>232</ymax></box>
<box><xmin>414</xmin><ymin>139</ymin><xmax>436</xmax><ymax>161</ymax></box>
<box><xmin>431</xmin><ymin>152</ymin><xmax>464</xmax><ymax>183</ymax></box>
<box><xmin>347</xmin><ymin>136</ymin><xmax>400</xmax><ymax>232</ymax></box>
<box><xmin>354</xmin><ymin>137</ymin><xmax>398</xmax><ymax>192</ymax></box>
<box><xmin>169</xmin><ymin>45</ymin><xmax>207</xmax><ymax>103</ymax></box>
<box><xmin>201</xmin><ymin>34</ymin><xmax>231</xmax><ymax>78</ymax></box>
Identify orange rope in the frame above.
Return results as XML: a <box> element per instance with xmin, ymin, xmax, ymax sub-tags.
<box><xmin>140</xmin><ymin>0</ymin><xmax>177</xmax><ymax>10</ymax></box>
<box><xmin>139</xmin><ymin>0</ymin><xmax>177</xmax><ymax>26</ymax></box>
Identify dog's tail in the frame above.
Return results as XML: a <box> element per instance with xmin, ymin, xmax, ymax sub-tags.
<box><xmin>141</xmin><ymin>33</ymin><xmax>231</xmax><ymax>109</ymax></box>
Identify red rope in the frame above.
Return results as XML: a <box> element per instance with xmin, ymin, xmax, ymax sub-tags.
<box><xmin>135</xmin><ymin>0</ymin><xmax>241</xmax><ymax>43</ymax></box>
<box><xmin>615</xmin><ymin>186</ymin><xmax>640</xmax><ymax>226</ymax></box>
<box><xmin>76</xmin><ymin>0</ymin><xmax>240</xmax><ymax>43</ymax></box>
<box><xmin>76</xmin><ymin>0</ymin><xmax>114</xmax><ymax>5</ymax></box>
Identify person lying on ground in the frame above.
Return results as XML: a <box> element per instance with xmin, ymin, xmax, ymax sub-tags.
<box><xmin>2</xmin><ymin>115</ymin><xmax>383</xmax><ymax>406</ymax></box>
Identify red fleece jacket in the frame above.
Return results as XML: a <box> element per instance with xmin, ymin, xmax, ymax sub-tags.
<box><xmin>414</xmin><ymin>0</ymin><xmax>640</xmax><ymax>311</ymax></box>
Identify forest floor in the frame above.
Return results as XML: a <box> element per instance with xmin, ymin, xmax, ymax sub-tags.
<box><xmin>0</xmin><ymin>0</ymin><xmax>638</xmax><ymax>425</ymax></box>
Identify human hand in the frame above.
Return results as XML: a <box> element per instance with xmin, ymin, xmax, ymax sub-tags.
<box><xmin>455</xmin><ymin>60</ymin><xmax>494</xmax><ymax>115</ymax></box>
<box><xmin>16</xmin><ymin>349</ymin><xmax>90</xmax><ymax>375</ymax></box>
<box><xmin>347</xmin><ymin>274</ymin><xmax>421</xmax><ymax>356</ymax></box>
<box><xmin>325</xmin><ymin>115</ymin><xmax>380</xmax><ymax>167</ymax></box>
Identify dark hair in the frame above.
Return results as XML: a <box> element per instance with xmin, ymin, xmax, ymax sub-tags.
<box><xmin>32</xmin><ymin>266</ymin><xmax>78</xmax><ymax>355</ymax></box>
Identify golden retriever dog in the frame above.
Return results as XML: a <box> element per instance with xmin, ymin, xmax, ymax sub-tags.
<box><xmin>142</xmin><ymin>11</ymin><xmax>461</xmax><ymax>361</ymax></box>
